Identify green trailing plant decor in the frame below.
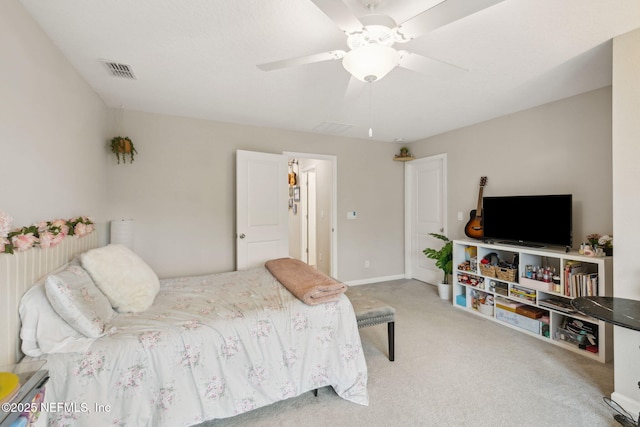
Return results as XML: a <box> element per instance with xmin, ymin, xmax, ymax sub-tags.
<box><xmin>110</xmin><ymin>136</ymin><xmax>137</xmax><ymax>164</ymax></box>
<box><xmin>422</xmin><ymin>233</ymin><xmax>453</xmax><ymax>284</ymax></box>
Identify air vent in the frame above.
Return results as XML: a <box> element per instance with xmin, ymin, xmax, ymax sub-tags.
<box><xmin>312</xmin><ymin>121</ymin><xmax>353</xmax><ymax>135</ymax></box>
<box><xmin>101</xmin><ymin>60</ymin><xmax>136</xmax><ymax>79</ymax></box>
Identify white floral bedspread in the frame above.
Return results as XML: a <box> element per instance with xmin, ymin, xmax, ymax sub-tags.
<box><xmin>39</xmin><ymin>267</ymin><xmax>368</xmax><ymax>426</ymax></box>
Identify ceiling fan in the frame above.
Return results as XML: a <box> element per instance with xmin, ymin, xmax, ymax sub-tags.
<box><xmin>257</xmin><ymin>0</ymin><xmax>505</xmax><ymax>83</ymax></box>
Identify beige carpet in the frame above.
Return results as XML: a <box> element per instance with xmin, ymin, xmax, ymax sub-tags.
<box><xmin>197</xmin><ymin>279</ymin><xmax>618</xmax><ymax>427</ymax></box>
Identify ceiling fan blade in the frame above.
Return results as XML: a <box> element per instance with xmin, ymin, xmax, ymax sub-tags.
<box><xmin>257</xmin><ymin>50</ymin><xmax>345</xmax><ymax>71</ymax></box>
<box><xmin>398</xmin><ymin>51</ymin><xmax>467</xmax><ymax>76</ymax></box>
<box><xmin>310</xmin><ymin>0</ymin><xmax>364</xmax><ymax>34</ymax></box>
<box><xmin>396</xmin><ymin>0</ymin><xmax>505</xmax><ymax>41</ymax></box>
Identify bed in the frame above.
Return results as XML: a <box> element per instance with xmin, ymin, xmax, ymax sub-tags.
<box><xmin>2</xmin><ymin>236</ymin><xmax>368</xmax><ymax>426</ymax></box>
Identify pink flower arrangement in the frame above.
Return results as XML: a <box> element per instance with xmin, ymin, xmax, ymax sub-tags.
<box><xmin>0</xmin><ymin>210</ymin><xmax>12</xmax><ymax>237</ymax></box>
<box><xmin>0</xmin><ymin>212</ymin><xmax>95</xmax><ymax>255</ymax></box>
<box><xmin>37</xmin><ymin>219</ymin><xmax>69</xmax><ymax>248</ymax></box>
<box><xmin>0</xmin><ymin>210</ymin><xmax>13</xmax><ymax>253</ymax></box>
<box><xmin>11</xmin><ymin>232</ymin><xmax>39</xmax><ymax>252</ymax></box>
<box><xmin>0</xmin><ymin>237</ymin><xmax>9</xmax><ymax>253</ymax></box>
<box><xmin>67</xmin><ymin>216</ymin><xmax>95</xmax><ymax>238</ymax></box>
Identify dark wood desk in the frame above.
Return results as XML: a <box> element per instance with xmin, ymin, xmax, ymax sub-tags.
<box><xmin>571</xmin><ymin>296</ymin><xmax>640</xmax><ymax>427</ymax></box>
<box><xmin>572</xmin><ymin>296</ymin><xmax>640</xmax><ymax>332</ymax></box>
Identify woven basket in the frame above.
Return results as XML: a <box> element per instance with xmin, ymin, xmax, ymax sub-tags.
<box><xmin>480</xmin><ymin>264</ymin><xmax>496</xmax><ymax>277</ymax></box>
<box><xmin>496</xmin><ymin>266</ymin><xmax>517</xmax><ymax>282</ymax></box>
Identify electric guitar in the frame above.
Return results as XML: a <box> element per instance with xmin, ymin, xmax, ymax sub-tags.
<box><xmin>464</xmin><ymin>177</ymin><xmax>487</xmax><ymax>239</ymax></box>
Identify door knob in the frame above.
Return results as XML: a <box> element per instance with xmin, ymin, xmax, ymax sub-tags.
<box><xmin>440</xmin><ymin>228</ymin><xmax>444</xmax><ymax>232</ymax></box>
<box><xmin>239</xmin><ymin>233</ymin><xmax>246</xmax><ymax>239</ymax></box>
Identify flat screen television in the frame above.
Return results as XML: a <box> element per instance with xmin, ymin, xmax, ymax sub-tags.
<box><xmin>482</xmin><ymin>194</ymin><xmax>572</xmax><ymax>248</ymax></box>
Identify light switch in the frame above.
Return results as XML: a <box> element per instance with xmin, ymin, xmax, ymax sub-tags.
<box><xmin>347</xmin><ymin>211</ymin><xmax>357</xmax><ymax>220</ymax></box>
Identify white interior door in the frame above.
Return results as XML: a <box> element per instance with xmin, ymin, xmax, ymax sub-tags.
<box><xmin>405</xmin><ymin>154</ymin><xmax>447</xmax><ymax>283</ymax></box>
<box><xmin>236</xmin><ymin>150</ymin><xmax>289</xmax><ymax>270</ymax></box>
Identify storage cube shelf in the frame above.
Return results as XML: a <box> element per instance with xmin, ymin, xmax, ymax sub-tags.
<box><xmin>453</xmin><ymin>239</ymin><xmax>613</xmax><ymax>363</ymax></box>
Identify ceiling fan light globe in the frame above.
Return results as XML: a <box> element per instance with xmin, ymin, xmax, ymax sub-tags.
<box><xmin>342</xmin><ymin>44</ymin><xmax>399</xmax><ymax>82</ymax></box>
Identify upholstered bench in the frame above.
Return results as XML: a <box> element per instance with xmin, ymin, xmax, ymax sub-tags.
<box><xmin>312</xmin><ymin>290</ymin><xmax>396</xmax><ymax>396</ymax></box>
<box><xmin>346</xmin><ymin>289</ymin><xmax>396</xmax><ymax>362</ymax></box>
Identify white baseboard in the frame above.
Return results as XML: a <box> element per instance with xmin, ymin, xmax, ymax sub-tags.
<box><xmin>610</xmin><ymin>392</ymin><xmax>640</xmax><ymax>421</ymax></box>
<box><xmin>344</xmin><ymin>274</ymin><xmax>407</xmax><ymax>286</ymax></box>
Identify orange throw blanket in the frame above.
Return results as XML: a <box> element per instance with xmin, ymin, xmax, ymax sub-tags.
<box><xmin>265</xmin><ymin>258</ymin><xmax>347</xmax><ymax>305</ymax></box>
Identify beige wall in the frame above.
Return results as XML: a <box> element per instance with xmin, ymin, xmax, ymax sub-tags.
<box><xmin>0</xmin><ymin>0</ymin><xmax>108</xmax><ymax>229</ymax></box>
<box><xmin>611</xmin><ymin>27</ymin><xmax>640</xmax><ymax>414</ymax></box>
<box><xmin>409</xmin><ymin>87</ymin><xmax>613</xmax><ymax>247</ymax></box>
<box><xmin>112</xmin><ymin>87</ymin><xmax>613</xmax><ymax>281</ymax></box>
<box><xmin>105</xmin><ymin>109</ymin><xmax>404</xmax><ymax>280</ymax></box>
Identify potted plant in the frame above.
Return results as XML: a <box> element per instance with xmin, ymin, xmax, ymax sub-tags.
<box><xmin>110</xmin><ymin>136</ymin><xmax>137</xmax><ymax>164</ymax></box>
<box><xmin>423</xmin><ymin>233</ymin><xmax>453</xmax><ymax>300</ymax></box>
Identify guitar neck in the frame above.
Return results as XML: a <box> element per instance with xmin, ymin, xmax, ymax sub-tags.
<box><xmin>476</xmin><ymin>187</ymin><xmax>484</xmax><ymax>216</ymax></box>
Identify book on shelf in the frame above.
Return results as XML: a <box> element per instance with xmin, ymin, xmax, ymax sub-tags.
<box><xmin>564</xmin><ymin>261</ymin><xmax>582</xmax><ymax>296</ymax></box>
<box><xmin>510</xmin><ymin>285</ymin><xmax>536</xmax><ymax>302</ymax></box>
<box><xmin>538</xmin><ymin>298</ymin><xmax>576</xmax><ymax>313</ymax></box>
<box><xmin>564</xmin><ymin>261</ymin><xmax>598</xmax><ymax>297</ymax></box>
<box><xmin>568</xmin><ymin>272</ymin><xmax>598</xmax><ymax>297</ymax></box>
<box><xmin>495</xmin><ymin>296</ymin><xmax>524</xmax><ymax>311</ymax></box>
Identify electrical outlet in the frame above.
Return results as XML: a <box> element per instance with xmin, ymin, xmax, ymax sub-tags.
<box><xmin>364</xmin><ymin>260</ymin><xmax>370</xmax><ymax>268</ymax></box>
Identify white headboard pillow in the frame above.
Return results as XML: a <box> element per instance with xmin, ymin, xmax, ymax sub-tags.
<box><xmin>45</xmin><ymin>260</ymin><xmax>115</xmax><ymax>338</ymax></box>
<box><xmin>19</xmin><ymin>269</ymin><xmax>95</xmax><ymax>357</ymax></box>
<box><xmin>80</xmin><ymin>244</ymin><xmax>160</xmax><ymax>313</ymax></box>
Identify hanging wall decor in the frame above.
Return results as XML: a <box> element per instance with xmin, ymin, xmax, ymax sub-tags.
<box><xmin>288</xmin><ymin>159</ymin><xmax>298</xmax><ymax>186</ymax></box>
<box><xmin>110</xmin><ymin>136</ymin><xmax>137</xmax><ymax>164</ymax></box>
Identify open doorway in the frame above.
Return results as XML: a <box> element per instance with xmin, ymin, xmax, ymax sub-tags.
<box><xmin>284</xmin><ymin>152</ymin><xmax>336</xmax><ymax>278</ymax></box>
<box><xmin>300</xmin><ymin>167</ymin><xmax>317</xmax><ymax>267</ymax></box>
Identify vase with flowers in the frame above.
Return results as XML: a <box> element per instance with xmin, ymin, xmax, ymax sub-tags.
<box><xmin>598</xmin><ymin>234</ymin><xmax>613</xmax><ymax>256</ymax></box>
<box><xmin>586</xmin><ymin>233</ymin><xmax>600</xmax><ymax>249</ymax></box>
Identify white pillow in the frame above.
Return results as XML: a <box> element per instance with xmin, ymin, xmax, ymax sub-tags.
<box><xmin>45</xmin><ymin>263</ymin><xmax>115</xmax><ymax>338</ymax></box>
<box><xmin>19</xmin><ymin>268</ymin><xmax>95</xmax><ymax>356</ymax></box>
<box><xmin>81</xmin><ymin>244</ymin><xmax>159</xmax><ymax>313</ymax></box>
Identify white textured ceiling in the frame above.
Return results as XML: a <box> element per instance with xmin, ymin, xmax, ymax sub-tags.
<box><xmin>18</xmin><ymin>0</ymin><xmax>640</xmax><ymax>143</ymax></box>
